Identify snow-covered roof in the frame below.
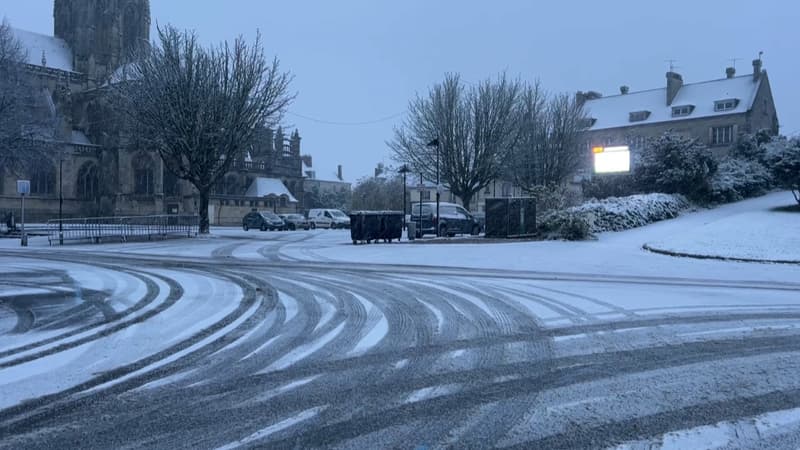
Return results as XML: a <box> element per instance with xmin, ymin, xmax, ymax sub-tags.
<box><xmin>106</xmin><ymin>62</ymin><xmax>141</xmax><ymax>85</ymax></box>
<box><xmin>11</xmin><ymin>28</ymin><xmax>74</xmax><ymax>72</ymax></box>
<box><xmin>70</xmin><ymin>130</ymin><xmax>94</xmax><ymax>146</ymax></box>
<box><xmin>584</xmin><ymin>75</ymin><xmax>762</xmax><ymax>131</ymax></box>
<box><xmin>245</xmin><ymin>177</ymin><xmax>298</xmax><ymax>202</ymax></box>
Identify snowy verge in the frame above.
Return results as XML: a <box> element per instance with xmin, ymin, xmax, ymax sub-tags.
<box><xmin>540</xmin><ymin>193</ymin><xmax>690</xmax><ymax>239</ymax></box>
<box><xmin>645</xmin><ymin>195</ymin><xmax>800</xmax><ymax>264</ymax></box>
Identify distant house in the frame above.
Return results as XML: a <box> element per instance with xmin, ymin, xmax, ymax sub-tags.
<box><xmin>580</xmin><ymin>59</ymin><xmax>779</xmax><ymax>160</ymax></box>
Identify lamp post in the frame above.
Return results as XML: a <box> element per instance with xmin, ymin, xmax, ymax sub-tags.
<box><xmin>398</xmin><ymin>164</ymin><xmax>410</xmax><ymax>230</ymax></box>
<box><xmin>427</xmin><ymin>138</ymin><xmax>440</xmax><ymax>236</ymax></box>
<box><xmin>59</xmin><ymin>155</ymin><xmax>64</xmax><ymax>245</ymax></box>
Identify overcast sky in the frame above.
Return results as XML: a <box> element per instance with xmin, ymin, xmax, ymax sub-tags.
<box><xmin>3</xmin><ymin>0</ymin><xmax>798</xmax><ymax>182</ymax></box>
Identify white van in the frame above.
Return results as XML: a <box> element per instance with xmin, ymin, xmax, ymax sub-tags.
<box><xmin>307</xmin><ymin>209</ymin><xmax>351</xmax><ymax>229</ymax></box>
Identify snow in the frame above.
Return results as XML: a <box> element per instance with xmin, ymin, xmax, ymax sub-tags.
<box><xmin>612</xmin><ymin>407</ymin><xmax>800</xmax><ymax>449</ymax></box>
<box><xmin>70</xmin><ymin>130</ymin><xmax>93</xmax><ymax>146</ymax></box>
<box><xmin>244</xmin><ymin>177</ymin><xmax>298</xmax><ymax>202</ymax></box>
<box><xmin>584</xmin><ymin>74</ymin><xmax>760</xmax><ymax>131</ymax></box>
<box><xmin>11</xmin><ymin>28</ymin><xmax>74</xmax><ymax>72</ymax></box>
<box><xmin>215</xmin><ymin>406</ymin><xmax>326</xmax><ymax>449</ymax></box>
<box><xmin>647</xmin><ymin>194</ymin><xmax>800</xmax><ymax>262</ymax></box>
<box><xmin>262</xmin><ymin>321</ymin><xmax>346</xmax><ymax>373</ymax></box>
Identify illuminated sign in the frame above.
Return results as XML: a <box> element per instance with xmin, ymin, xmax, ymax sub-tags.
<box><xmin>593</xmin><ymin>145</ymin><xmax>630</xmax><ymax>173</ymax></box>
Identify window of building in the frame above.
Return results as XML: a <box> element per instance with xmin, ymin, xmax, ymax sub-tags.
<box><xmin>420</xmin><ymin>190</ymin><xmax>431</xmax><ymax>201</ymax></box>
<box><xmin>714</xmin><ymin>99</ymin><xmax>739</xmax><ymax>112</ymax></box>
<box><xmin>671</xmin><ymin>105</ymin><xmax>694</xmax><ymax>117</ymax></box>
<box><xmin>163</xmin><ymin>170</ymin><xmax>179</xmax><ymax>197</ymax></box>
<box><xmin>31</xmin><ymin>164</ymin><xmax>56</xmax><ymax>195</ymax></box>
<box><xmin>712</xmin><ymin>125</ymin><xmax>734</xmax><ymax>145</ymax></box>
<box><xmin>628</xmin><ymin>110</ymin><xmax>651</xmax><ymax>122</ymax></box>
<box><xmin>77</xmin><ymin>162</ymin><xmax>99</xmax><ymax>199</ymax></box>
<box><xmin>626</xmin><ymin>135</ymin><xmax>647</xmax><ymax>149</ymax></box>
<box><xmin>132</xmin><ymin>154</ymin><xmax>154</xmax><ymax>195</ymax></box>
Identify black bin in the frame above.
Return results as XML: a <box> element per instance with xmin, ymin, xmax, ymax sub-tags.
<box><xmin>350</xmin><ymin>211</ymin><xmax>404</xmax><ymax>244</ymax></box>
<box><xmin>485</xmin><ymin>198</ymin><xmax>536</xmax><ymax>238</ymax></box>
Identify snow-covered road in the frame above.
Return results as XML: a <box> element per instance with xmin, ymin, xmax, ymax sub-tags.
<box><xmin>1</xmin><ymin>195</ymin><xmax>800</xmax><ymax>449</ymax></box>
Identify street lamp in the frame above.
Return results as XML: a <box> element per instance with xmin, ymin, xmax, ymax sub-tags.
<box><xmin>427</xmin><ymin>138</ymin><xmax>440</xmax><ymax>236</ymax></box>
<box><xmin>59</xmin><ymin>152</ymin><xmax>64</xmax><ymax>245</ymax></box>
<box><xmin>398</xmin><ymin>164</ymin><xmax>410</xmax><ymax>230</ymax></box>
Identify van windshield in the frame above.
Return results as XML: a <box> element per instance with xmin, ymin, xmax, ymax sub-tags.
<box><xmin>331</xmin><ymin>210</ymin><xmax>348</xmax><ymax>218</ymax></box>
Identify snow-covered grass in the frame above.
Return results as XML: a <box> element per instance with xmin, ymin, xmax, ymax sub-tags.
<box><xmin>646</xmin><ymin>194</ymin><xmax>800</xmax><ymax>263</ymax></box>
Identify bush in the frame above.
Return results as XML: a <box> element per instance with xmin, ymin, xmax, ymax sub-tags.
<box><xmin>581</xmin><ymin>174</ymin><xmax>639</xmax><ymax>200</ymax></box>
<box><xmin>710</xmin><ymin>159</ymin><xmax>773</xmax><ymax>203</ymax></box>
<box><xmin>538</xmin><ymin>209</ymin><xmax>591</xmax><ymax>240</ymax></box>
<box><xmin>764</xmin><ymin>137</ymin><xmax>800</xmax><ymax>205</ymax></box>
<box><xmin>539</xmin><ymin>193</ymin><xmax>689</xmax><ymax>239</ymax></box>
<box><xmin>731</xmin><ymin>130</ymin><xmax>773</xmax><ymax>163</ymax></box>
<box><xmin>635</xmin><ymin>133</ymin><xmax>717</xmax><ymax>202</ymax></box>
<box><xmin>526</xmin><ymin>184</ymin><xmax>581</xmax><ymax>215</ymax></box>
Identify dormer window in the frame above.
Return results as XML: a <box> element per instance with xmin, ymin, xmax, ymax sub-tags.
<box><xmin>714</xmin><ymin>99</ymin><xmax>739</xmax><ymax>112</ymax></box>
<box><xmin>671</xmin><ymin>105</ymin><xmax>694</xmax><ymax>117</ymax></box>
<box><xmin>628</xmin><ymin>110</ymin><xmax>651</xmax><ymax>122</ymax></box>
<box><xmin>579</xmin><ymin>118</ymin><xmax>597</xmax><ymax>128</ymax></box>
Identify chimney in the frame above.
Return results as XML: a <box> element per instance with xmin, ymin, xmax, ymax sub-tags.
<box><xmin>725</xmin><ymin>67</ymin><xmax>736</xmax><ymax>79</ymax></box>
<box><xmin>620</xmin><ymin>85</ymin><xmax>629</xmax><ymax>95</ymax></box>
<box><xmin>752</xmin><ymin>58</ymin><xmax>763</xmax><ymax>81</ymax></box>
<box><xmin>337</xmin><ymin>165</ymin><xmax>343</xmax><ymax>181</ymax></box>
<box><xmin>666</xmin><ymin>71</ymin><xmax>683</xmax><ymax>106</ymax></box>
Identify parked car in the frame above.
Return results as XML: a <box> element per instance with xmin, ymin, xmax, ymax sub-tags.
<box><xmin>307</xmin><ymin>208</ymin><xmax>351</xmax><ymax>229</ymax></box>
<box><xmin>410</xmin><ymin>202</ymin><xmax>481</xmax><ymax>237</ymax></box>
<box><xmin>242</xmin><ymin>210</ymin><xmax>286</xmax><ymax>231</ymax></box>
<box><xmin>279</xmin><ymin>213</ymin><xmax>310</xmax><ymax>230</ymax></box>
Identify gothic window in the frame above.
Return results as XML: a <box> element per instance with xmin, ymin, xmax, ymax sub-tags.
<box><xmin>122</xmin><ymin>4</ymin><xmax>144</xmax><ymax>60</ymax></box>
<box><xmin>132</xmin><ymin>153</ymin><xmax>154</xmax><ymax>195</ymax></box>
<box><xmin>31</xmin><ymin>163</ymin><xmax>56</xmax><ymax>195</ymax></box>
<box><xmin>224</xmin><ymin>175</ymin><xmax>239</xmax><ymax>195</ymax></box>
<box><xmin>163</xmin><ymin>170</ymin><xmax>179</xmax><ymax>197</ymax></box>
<box><xmin>77</xmin><ymin>162</ymin><xmax>99</xmax><ymax>199</ymax></box>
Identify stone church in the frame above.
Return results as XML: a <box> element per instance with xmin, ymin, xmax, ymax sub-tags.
<box><xmin>1</xmin><ymin>0</ymin><xmax>306</xmax><ymax>225</ymax></box>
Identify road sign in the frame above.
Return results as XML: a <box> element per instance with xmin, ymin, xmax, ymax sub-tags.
<box><xmin>17</xmin><ymin>180</ymin><xmax>30</xmax><ymax>195</ymax></box>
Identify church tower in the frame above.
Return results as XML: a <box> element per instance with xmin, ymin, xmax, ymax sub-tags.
<box><xmin>54</xmin><ymin>0</ymin><xmax>150</xmax><ymax>83</ymax></box>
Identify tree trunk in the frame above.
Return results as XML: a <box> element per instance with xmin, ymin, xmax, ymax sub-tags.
<box><xmin>198</xmin><ymin>189</ymin><xmax>210</xmax><ymax>234</ymax></box>
<box><xmin>461</xmin><ymin>191</ymin><xmax>473</xmax><ymax>212</ymax></box>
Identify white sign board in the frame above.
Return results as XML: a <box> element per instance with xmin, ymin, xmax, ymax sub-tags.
<box><xmin>16</xmin><ymin>180</ymin><xmax>30</xmax><ymax>195</ymax></box>
<box><xmin>593</xmin><ymin>145</ymin><xmax>631</xmax><ymax>174</ymax></box>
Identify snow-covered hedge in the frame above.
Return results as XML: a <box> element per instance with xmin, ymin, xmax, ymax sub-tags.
<box><xmin>540</xmin><ymin>193</ymin><xmax>689</xmax><ymax>239</ymax></box>
<box><xmin>710</xmin><ymin>159</ymin><xmax>772</xmax><ymax>203</ymax></box>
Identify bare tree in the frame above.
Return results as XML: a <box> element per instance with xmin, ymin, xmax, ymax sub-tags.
<box><xmin>508</xmin><ymin>86</ymin><xmax>588</xmax><ymax>192</ymax></box>
<box><xmin>390</xmin><ymin>73</ymin><xmax>520</xmax><ymax>210</ymax></box>
<box><xmin>351</xmin><ymin>174</ymin><xmax>404</xmax><ymax>211</ymax></box>
<box><xmin>0</xmin><ymin>19</ymin><xmax>54</xmax><ymax>174</ymax></box>
<box><xmin>117</xmin><ymin>26</ymin><xmax>294</xmax><ymax>233</ymax></box>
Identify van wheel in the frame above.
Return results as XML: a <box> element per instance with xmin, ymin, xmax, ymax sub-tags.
<box><xmin>310</xmin><ymin>222</ymin><xmax>316</xmax><ymax>230</ymax></box>
<box><xmin>471</xmin><ymin>225</ymin><xmax>481</xmax><ymax>236</ymax></box>
<box><xmin>330</xmin><ymin>223</ymin><xmax>337</xmax><ymax>230</ymax></box>
<box><xmin>438</xmin><ymin>224</ymin><xmax>447</xmax><ymax>237</ymax></box>
<box><xmin>243</xmin><ymin>224</ymin><xmax>249</xmax><ymax>231</ymax></box>
<box><xmin>260</xmin><ymin>224</ymin><xmax>267</xmax><ymax>231</ymax></box>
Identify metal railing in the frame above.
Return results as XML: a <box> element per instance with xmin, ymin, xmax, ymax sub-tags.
<box><xmin>46</xmin><ymin>215</ymin><xmax>199</xmax><ymax>245</ymax></box>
